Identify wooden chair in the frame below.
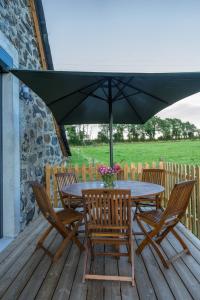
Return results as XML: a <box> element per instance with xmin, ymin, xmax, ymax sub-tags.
<box><xmin>82</xmin><ymin>189</ymin><xmax>134</xmax><ymax>286</ymax></box>
<box><xmin>117</xmin><ymin>169</ymin><xmax>124</xmax><ymax>180</ymax></box>
<box><xmin>135</xmin><ymin>168</ymin><xmax>165</xmax><ymax>215</ymax></box>
<box><xmin>136</xmin><ymin>180</ymin><xmax>196</xmax><ymax>268</ymax></box>
<box><xmin>31</xmin><ymin>181</ymin><xmax>84</xmax><ymax>262</ymax></box>
<box><xmin>55</xmin><ymin>172</ymin><xmax>83</xmax><ymax>210</ymax></box>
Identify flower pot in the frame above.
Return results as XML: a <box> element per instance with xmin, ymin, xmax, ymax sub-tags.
<box><xmin>102</xmin><ymin>174</ymin><xmax>115</xmax><ymax>188</ymax></box>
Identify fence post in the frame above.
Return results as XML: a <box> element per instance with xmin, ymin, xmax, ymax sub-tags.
<box><xmin>138</xmin><ymin>163</ymin><xmax>142</xmax><ymax>180</ymax></box>
<box><xmin>196</xmin><ymin>166</ymin><xmax>200</xmax><ymax>238</ymax></box>
<box><xmin>45</xmin><ymin>164</ymin><xmax>51</xmax><ymax>199</ymax></box>
<box><xmin>82</xmin><ymin>164</ymin><xmax>86</xmax><ymax>182</ymax></box>
<box><xmin>130</xmin><ymin>163</ymin><xmax>135</xmax><ymax>180</ymax></box>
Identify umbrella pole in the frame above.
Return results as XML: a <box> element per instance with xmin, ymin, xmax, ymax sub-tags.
<box><xmin>108</xmin><ymin>79</ymin><xmax>113</xmax><ymax>167</ymax></box>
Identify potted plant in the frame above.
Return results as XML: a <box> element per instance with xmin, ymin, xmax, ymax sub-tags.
<box><xmin>98</xmin><ymin>164</ymin><xmax>121</xmax><ymax>188</ymax></box>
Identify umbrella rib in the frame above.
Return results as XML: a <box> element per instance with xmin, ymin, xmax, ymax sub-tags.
<box><xmin>114</xmin><ymin>91</ymin><xmax>140</xmax><ymax>102</ymax></box>
<box><xmin>117</xmin><ymin>79</ymin><xmax>169</xmax><ymax>105</ymax></box>
<box><xmin>59</xmin><ymin>79</ymin><xmax>107</xmax><ymax>124</ymax></box>
<box><xmin>100</xmin><ymin>79</ymin><xmax>109</xmax><ymax>99</ymax></box>
<box><xmin>115</xmin><ymin>85</ymin><xmax>144</xmax><ymax>123</ymax></box>
<box><xmin>79</xmin><ymin>91</ymin><xmax>107</xmax><ymax>102</ymax></box>
<box><xmin>112</xmin><ymin>77</ymin><xmax>135</xmax><ymax>101</ymax></box>
<box><xmin>49</xmin><ymin>78</ymin><xmax>105</xmax><ymax>108</ymax></box>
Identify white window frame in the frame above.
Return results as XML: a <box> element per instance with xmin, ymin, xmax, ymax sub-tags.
<box><xmin>0</xmin><ymin>31</ymin><xmax>20</xmax><ymax>238</ymax></box>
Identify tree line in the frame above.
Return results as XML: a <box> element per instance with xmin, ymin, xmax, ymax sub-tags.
<box><xmin>65</xmin><ymin>116</ymin><xmax>199</xmax><ymax>145</ymax></box>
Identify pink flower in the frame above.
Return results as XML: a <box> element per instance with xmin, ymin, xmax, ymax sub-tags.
<box><xmin>113</xmin><ymin>164</ymin><xmax>121</xmax><ymax>173</ymax></box>
<box><xmin>98</xmin><ymin>164</ymin><xmax>121</xmax><ymax>176</ymax></box>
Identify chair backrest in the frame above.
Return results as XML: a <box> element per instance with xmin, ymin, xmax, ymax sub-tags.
<box><xmin>117</xmin><ymin>169</ymin><xmax>124</xmax><ymax>180</ymax></box>
<box><xmin>82</xmin><ymin>189</ymin><xmax>132</xmax><ymax>230</ymax></box>
<box><xmin>30</xmin><ymin>181</ymin><xmax>67</xmax><ymax>237</ymax></box>
<box><xmin>142</xmin><ymin>168</ymin><xmax>165</xmax><ymax>186</ymax></box>
<box><xmin>56</xmin><ymin>172</ymin><xmax>78</xmax><ymax>193</ymax></box>
<box><xmin>163</xmin><ymin>180</ymin><xmax>196</xmax><ymax>222</ymax></box>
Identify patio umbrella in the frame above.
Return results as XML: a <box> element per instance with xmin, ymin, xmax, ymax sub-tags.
<box><xmin>11</xmin><ymin>70</ymin><xmax>200</xmax><ymax>166</ymax></box>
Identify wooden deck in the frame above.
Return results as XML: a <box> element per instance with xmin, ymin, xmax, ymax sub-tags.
<box><xmin>0</xmin><ymin>215</ymin><xmax>200</xmax><ymax>300</ymax></box>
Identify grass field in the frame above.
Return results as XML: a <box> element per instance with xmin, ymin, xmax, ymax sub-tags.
<box><xmin>69</xmin><ymin>140</ymin><xmax>200</xmax><ymax>165</ymax></box>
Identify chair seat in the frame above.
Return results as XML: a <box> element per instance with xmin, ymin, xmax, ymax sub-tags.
<box><xmin>54</xmin><ymin>207</ymin><xmax>65</xmax><ymax>213</ymax></box>
<box><xmin>62</xmin><ymin>192</ymin><xmax>82</xmax><ymax>201</ymax></box>
<box><xmin>137</xmin><ymin>210</ymin><xmax>163</xmax><ymax>225</ymax></box>
<box><xmin>62</xmin><ymin>193</ymin><xmax>83</xmax><ymax>208</ymax></box>
<box><xmin>138</xmin><ymin>195</ymin><xmax>157</xmax><ymax>201</ymax></box>
<box><xmin>57</xmin><ymin>208</ymin><xmax>83</xmax><ymax>224</ymax></box>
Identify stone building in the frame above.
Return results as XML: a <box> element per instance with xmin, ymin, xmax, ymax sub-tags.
<box><xmin>0</xmin><ymin>0</ymin><xmax>67</xmax><ymax>241</ymax></box>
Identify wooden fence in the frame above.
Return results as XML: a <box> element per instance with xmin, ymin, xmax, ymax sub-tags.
<box><xmin>45</xmin><ymin>161</ymin><xmax>200</xmax><ymax>238</ymax></box>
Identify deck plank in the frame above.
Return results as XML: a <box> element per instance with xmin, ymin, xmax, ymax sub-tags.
<box><xmin>118</xmin><ymin>245</ymin><xmax>139</xmax><ymax>300</ymax></box>
<box><xmin>18</xmin><ymin>234</ymin><xmax>63</xmax><ymax>300</ymax></box>
<box><xmin>0</xmin><ymin>220</ymin><xmax>47</xmax><ymax>297</ymax></box>
<box><xmin>177</xmin><ymin>223</ymin><xmax>200</xmax><ymax>250</ymax></box>
<box><xmin>139</xmin><ymin>221</ymin><xmax>196</xmax><ymax>299</ymax></box>
<box><xmin>52</xmin><ymin>241</ymin><xmax>82</xmax><ymax>300</ymax></box>
<box><xmin>166</xmin><ymin>232</ymin><xmax>200</xmax><ymax>283</ymax></box>
<box><xmin>36</xmin><ymin>241</ymin><xmax>72</xmax><ymax>300</ymax></box>
<box><xmin>161</xmin><ymin>238</ymin><xmax>200</xmax><ymax>300</ymax></box>
<box><xmin>0</xmin><ymin>217</ymin><xmax>200</xmax><ymax>300</ymax></box>
<box><xmin>0</xmin><ymin>216</ymin><xmax>44</xmax><ymax>264</ymax></box>
<box><xmin>104</xmin><ymin>245</ymin><xmax>121</xmax><ymax>300</ymax></box>
<box><xmin>0</xmin><ymin>218</ymin><xmax>46</xmax><ymax>279</ymax></box>
<box><xmin>133</xmin><ymin>219</ymin><xmax>175</xmax><ymax>300</ymax></box>
<box><xmin>69</xmin><ymin>245</ymin><xmax>88</xmax><ymax>300</ymax></box>
<box><xmin>149</xmin><ymin>238</ymin><xmax>193</xmax><ymax>300</ymax></box>
<box><xmin>1</xmin><ymin>230</ymin><xmax>57</xmax><ymax>300</ymax></box>
<box><xmin>135</xmin><ymin>238</ymin><xmax>174</xmax><ymax>300</ymax></box>
<box><xmin>86</xmin><ymin>245</ymin><xmax>105</xmax><ymax>300</ymax></box>
<box><xmin>173</xmin><ymin>227</ymin><xmax>200</xmax><ymax>264</ymax></box>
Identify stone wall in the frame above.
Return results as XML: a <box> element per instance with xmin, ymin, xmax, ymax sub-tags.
<box><xmin>0</xmin><ymin>0</ymin><xmax>63</xmax><ymax>229</ymax></box>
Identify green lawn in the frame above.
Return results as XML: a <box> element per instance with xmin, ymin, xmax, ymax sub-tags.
<box><xmin>69</xmin><ymin>140</ymin><xmax>200</xmax><ymax>165</ymax></box>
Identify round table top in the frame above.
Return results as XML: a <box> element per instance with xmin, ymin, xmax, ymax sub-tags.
<box><xmin>62</xmin><ymin>180</ymin><xmax>164</xmax><ymax>199</ymax></box>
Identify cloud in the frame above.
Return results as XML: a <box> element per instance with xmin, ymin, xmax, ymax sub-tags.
<box><xmin>157</xmin><ymin>93</ymin><xmax>200</xmax><ymax>127</ymax></box>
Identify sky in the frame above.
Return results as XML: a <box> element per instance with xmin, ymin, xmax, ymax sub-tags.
<box><xmin>42</xmin><ymin>0</ymin><xmax>200</xmax><ymax>127</ymax></box>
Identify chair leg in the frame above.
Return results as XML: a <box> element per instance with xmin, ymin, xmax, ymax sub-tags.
<box><xmin>148</xmin><ymin>234</ymin><xmax>169</xmax><ymax>268</ymax></box>
<box><xmin>136</xmin><ymin>232</ymin><xmax>169</xmax><ymax>268</ymax></box>
<box><xmin>72</xmin><ymin>235</ymin><xmax>85</xmax><ymax>251</ymax></box>
<box><xmin>136</xmin><ymin>218</ymin><xmax>169</xmax><ymax>268</ymax></box>
<box><xmin>156</xmin><ymin>195</ymin><xmax>161</xmax><ymax>210</ymax></box>
<box><xmin>156</xmin><ymin>226</ymin><xmax>172</xmax><ymax>245</ymax></box>
<box><xmin>171</xmin><ymin>228</ymin><xmax>191</xmax><ymax>254</ymax></box>
<box><xmin>71</xmin><ymin>221</ymin><xmax>85</xmax><ymax>251</ymax></box>
<box><xmin>133</xmin><ymin>204</ymin><xmax>139</xmax><ymax>219</ymax></box>
<box><xmin>82</xmin><ymin>239</ymin><xmax>90</xmax><ymax>283</ymax></box>
<box><xmin>136</xmin><ymin>228</ymin><xmax>157</xmax><ymax>255</ymax></box>
<box><xmin>36</xmin><ymin>225</ymin><xmax>53</xmax><ymax>249</ymax></box>
<box><xmin>53</xmin><ymin>233</ymin><xmax>73</xmax><ymax>262</ymax></box>
<box><xmin>130</xmin><ymin>236</ymin><xmax>135</xmax><ymax>286</ymax></box>
<box><xmin>135</xmin><ymin>217</ymin><xmax>157</xmax><ymax>254</ymax></box>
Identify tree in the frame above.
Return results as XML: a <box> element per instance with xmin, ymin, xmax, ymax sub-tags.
<box><xmin>126</xmin><ymin>124</ymin><xmax>141</xmax><ymax>141</ymax></box>
<box><xmin>65</xmin><ymin>125</ymin><xmax>78</xmax><ymax>145</ymax></box>
<box><xmin>97</xmin><ymin>124</ymin><xmax>109</xmax><ymax>143</ymax></box>
<box><xmin>143</xmin><ymin>116</ymin><xmax>160</xmax><ymax>140</ymax></box>
<box><xmin>158</xmin><ymin>118</ymin><xmax>172</xmax><ymax>140</ymax></box>
<box><xmin>113</xmin><ymin>124</ymin><xmax>125</xmax><ymax>142</ymax></box>
<box><xmin>76</xmin><ymin>125</ymin><xmax>88</xmax><ymax>144</ymax></box>
<box><xmin>182</xmin><ymin>121</ymin><xmax>197</xmax><ymax>139</ymax></box>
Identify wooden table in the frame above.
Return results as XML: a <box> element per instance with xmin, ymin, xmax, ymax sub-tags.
<box><xmin>62</xmin><ymin>180</ymin><xmax>164</xmax><ymax>200</ymax></box>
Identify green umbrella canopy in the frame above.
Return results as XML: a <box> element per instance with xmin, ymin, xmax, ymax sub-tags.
<box><xmin>11</xmin><ymin>70</ymin><xmax>200</xmax><ymax>124</ymax></box>
<box><xmin>11</xmin><ymin>69</ymin><xmax>200</xmax><ymax>165</ymax></box>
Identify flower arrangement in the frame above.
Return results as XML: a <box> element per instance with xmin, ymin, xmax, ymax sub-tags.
<box><xmin>98</xmin><ymin>164</ymin><xmax>121</xmax><ymax>187</ymax></box>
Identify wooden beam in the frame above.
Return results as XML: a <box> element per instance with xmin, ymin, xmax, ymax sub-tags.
<box><xmin>53</xmin><ymin>117</ymin><xmax>68</xmax><ymax>157</ymax></box>
<box><xmin>28</xmin><ymin>0</ymin><xmax>47</xmax><ymax>69</ymax></box>
<box><xmin>84</xmin><ymin>274</ymin><xmax>133</xmax><ymax>282</ymax></box>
